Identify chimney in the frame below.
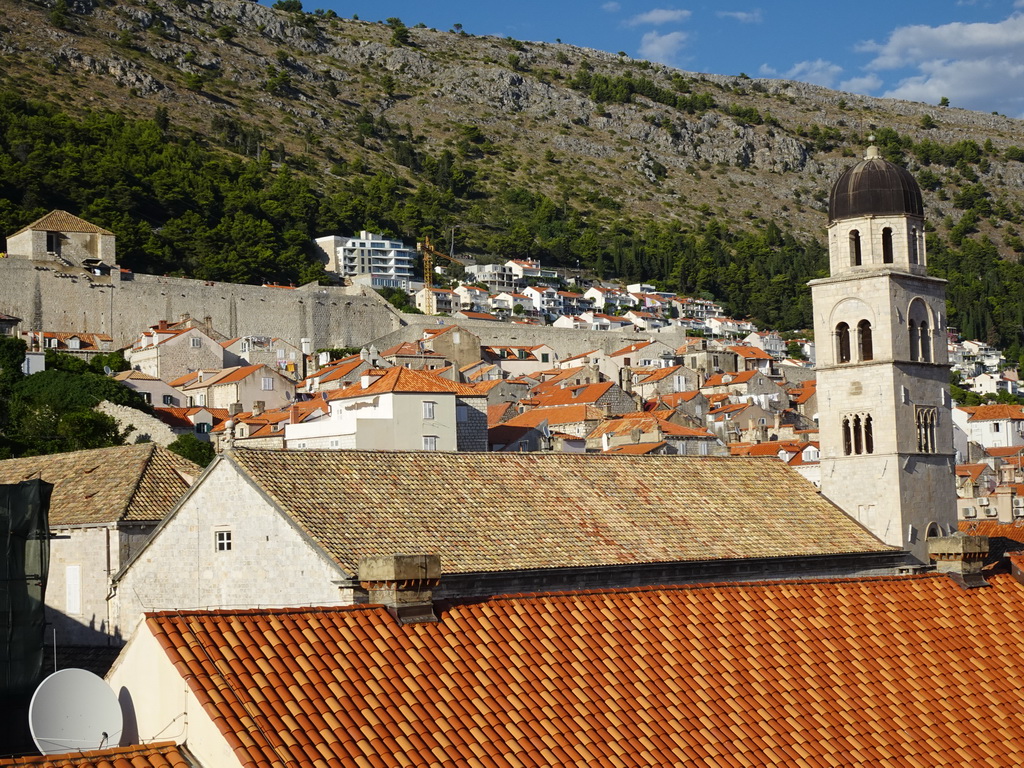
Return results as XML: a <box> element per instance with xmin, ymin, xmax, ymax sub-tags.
<box><xmin>158</xmin><ymin>319</ymin><xmax>167</xmax><ymax>330</ymax></box>
<box><xmin>359</xmin><ymin>554</ymin><xmax>441</xmax><ymax>625</ymax></box>
<box><xmin>928</xmin><ymin>532</ymin><xmax>989</xmax><ymax>589</ymax></box>
<box><xmin>228</xmin><ymin>402</ymin><xmax>242</xmax><ymax>416</ymax></box>
<box><xmin>252</xmin><ymin>400</ymin><xmax>264</xmax><ymax>416</ymax></box>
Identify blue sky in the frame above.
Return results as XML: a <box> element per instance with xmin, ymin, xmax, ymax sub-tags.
<box><xmin>308</xmin><ymin>1</ymin><xmax>1024</xmax><ymax>117</ymax></box>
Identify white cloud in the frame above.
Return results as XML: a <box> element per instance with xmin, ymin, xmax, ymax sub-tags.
<box><xmin>858</xmin><ymin>14</ymin><xmax>1024</xmax><ymax>115</ymax></box>
<box><xmin>602</xmin><ymin>2</ymin><xmax>621</xmax><ymax>11</ymax></box>
<box><xmin>717</xmin><ymin>10</ymin><xmax>762</xmax><ymax>24</ymax></box>
<box><xmin>839</xmin><ymin>74</ymin><xmax>883</xmax><ymax>94</ymax></box>
<box><xmin>638</xmin><ymin>30</ymin><xmax>689</xmax><ymax>63</ymax></box>
<box><xmin>758</xmin><ymin>59</ymin><xmax>843</xmax><ymax>88</ymax></box>
<box><xmin>626</xmin><ymin>9</ymin><xmax>692</xmax><ymax>27</ymax></box>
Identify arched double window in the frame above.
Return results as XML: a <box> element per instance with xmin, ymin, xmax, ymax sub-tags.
<box><xmin>909</xmin><ymin>227</ymin><xmax>919</xmax><ymax>264</ymax></box>
<box><xmin>858</xmin><ymin>320</ymin><xmax>873</xmax><ymax>361</ymax></box>
<box><xmin>849</xmin><ymin>230</ymin><xmax>862</xmax><ymax>267</ymax></box>
<box><xmin>882</xmin><ymin>227</ymin><xmax>894</xmax><ymax>263</ymax></box>
<box><xmin>836</xmin><ymin>322</ymin><xmax>851</xmax><ymax>363</ymax></box>
<box><xmin>916</xmin><ymin>407</ymin><xmax>937</xmax><ymax>453</ymax></box>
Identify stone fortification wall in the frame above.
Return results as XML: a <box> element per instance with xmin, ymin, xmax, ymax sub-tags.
<box><xmin>0</xmin><ymin>259</ymin><xmax>404</xmax><ymax>350</ymax></box>
<box><xmin>371</xmin><ymin>314</ymin><xmax>692</xmax><ymax>360</ymax></box>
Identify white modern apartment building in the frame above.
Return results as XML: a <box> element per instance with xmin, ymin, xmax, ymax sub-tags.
<box><xmin>314</xmin><ymin>231</ymin><xmax>415</xmax><ymax>290</ymax></box>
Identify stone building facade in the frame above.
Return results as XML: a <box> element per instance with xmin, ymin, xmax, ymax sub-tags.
<box><xmin>810</xmin><ymin>146</ymin><xmax>957</xmax><ymax>562</ymax></box>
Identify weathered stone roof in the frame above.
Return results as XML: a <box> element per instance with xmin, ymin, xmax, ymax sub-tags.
<box><xmin>226</xmin><ymin>449</ymin><xmax>892</xmax><ymax>575</ymax></box>
<box><xmin>10</xmin><ymin>210</ymin><xmax>114</xmax><ymax>237</ymax></box>
<box><xmin>0</xmin><ymin>443</ymin><xmax>199</xmax><ymax>526</ymax></box>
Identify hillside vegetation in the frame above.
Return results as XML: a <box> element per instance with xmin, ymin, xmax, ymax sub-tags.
<box><xmin>2</xmin><ymin>0</ymin><xmax>1024</xmax><ymax>354</ymax></box>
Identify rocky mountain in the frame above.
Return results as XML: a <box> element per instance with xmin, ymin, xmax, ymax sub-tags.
<box><xmin>2</xmin><ymin>0</ymin><xmax>1024</xmax><ymax>342</ymax></box>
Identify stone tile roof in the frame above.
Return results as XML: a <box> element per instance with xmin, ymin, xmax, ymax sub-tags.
<box><xmin>11</xmin><ymin>210</ymin><xmax>113</xmax><ymax>236</ymax></box>
<box><xmin>602</xmin><ymin>441</ymin><xmax>668</xmax><ymax>454</ymax></box>
<box><xmin>0</xmin><ymin>444</ymin><xmax>199</xmax><ymax>526</ymax></box>
<box><xmin>142</xmin><ymin>572</ymin><xmax>1024</xmax><ymax>767</ymax></box>
<box><xmin>226</xmin><ymin>450</ymin><xmax>891</xmax><ymax>575</ymax></box>
<box><xmin>0</xmin><ymin>743</ymin><xmax>192</xmax><ymax>768</ymax></box>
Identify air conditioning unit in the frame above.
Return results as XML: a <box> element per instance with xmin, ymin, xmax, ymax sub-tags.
<box><xmin>964</xmin><ymin>506</ymin><xmax>977</xmax><ymax>519</ymax></box>
<box><xmin>986</xmin><ymin>507</ymin><xmax>999</xmax><ymax>518</ymax></box>
<box><xmin>1015</xmin><ymin>507</ymin><xmax>1024</xmax><ymax>519</ymax></box>
<box><xmin>979</xmin><ymin>497</ymin><xmax>990</xmax><ymax>506</ymax></box>
<box><xmin>1014</xmin><ymin>497</ymin><xmax>1024</xmax><ymax>509</ymax></box>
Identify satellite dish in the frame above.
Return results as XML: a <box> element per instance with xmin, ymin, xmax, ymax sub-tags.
<box><xmin>103</xmin><ymin>365</ymin><xmax>113</xmax><ymax>376</ymax></box>
<box><xmin>29</xmin><ymin>668</ymin><xmax>124</xmax><ymax>755</ymax></box>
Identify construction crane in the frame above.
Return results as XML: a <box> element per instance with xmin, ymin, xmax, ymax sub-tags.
<box><xmin>417</xmin><ymin>234</ymin><xmax>463</xmax><ymax>290</ymax></box>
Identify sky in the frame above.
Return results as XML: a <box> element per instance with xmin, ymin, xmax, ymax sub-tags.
<box><xmin>309</xmin><ymin>1</ymin><xmax>1024</xmax><ymax>118</ymax></box>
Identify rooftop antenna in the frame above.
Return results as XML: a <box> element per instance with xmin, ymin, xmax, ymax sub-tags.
<box><xmin>29</xmin><ymin>668</ymin><xmax>125</xmax><ymax>755</ymax></box>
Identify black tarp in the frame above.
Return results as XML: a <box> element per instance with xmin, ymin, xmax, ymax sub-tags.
<box><xmin>1</xmin><ymin>480</ymin><xmax>52</xmax><ymax>701</ymax></box>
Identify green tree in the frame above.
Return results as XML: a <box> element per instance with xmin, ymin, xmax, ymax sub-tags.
<box><xmin>939</xmin><ymin>96</ymin><xmax>950</xmax><ymax>107</ymax></box>
<box><xmin>167</xmin><ymin>433</ymin><xmax>216</xmax><ymax>467</ymax></box>
<box><xmin>272</xmin><ymin>0</ymin><xmax>302</xmax><ymax>11</ymax></box>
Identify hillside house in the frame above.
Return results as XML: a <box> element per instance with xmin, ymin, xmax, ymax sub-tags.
<box><xmin>126</xmin><ymin>322</ymin><xmax>226</xmax><ymax>382</ymax></box>
<box><xmin>177</xmin><ymin>364</ymin><xmax>295</xmax><ymax>412</ymax></box>
<box><xmin>283</xmin><ymin>367</ymin><xmax>487</xmax><ymax>452</ymax></box>
<box><xmin>113</xmin><ymin>370</ymin><xmax>184</xmax><ymax>408</ymax></box>
<box><xmin>21</xmin><ymin>331</ymin><xmax>113</xmax><ymax>361</ymax></box>
<box><xmin>221</xmin><ymin>335</ymin><xmax>305</xmax><ymax>380</ymax></box>
<box><xmin>4</xmin><ymin>209</ymin><xmax>116</xmax><ymax>267</ymax></box>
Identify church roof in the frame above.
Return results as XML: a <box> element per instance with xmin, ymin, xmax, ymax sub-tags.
<box><xmin>829</xmin><ymin>147</ymin><xmax>924</xmax><ymax>222</ymax></box>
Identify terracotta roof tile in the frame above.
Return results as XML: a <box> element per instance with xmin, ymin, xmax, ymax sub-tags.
<box><xmin>11</xmin><ymin>210</ymin><xmax>114</xmax><ymax>237</ymax></box>
<box><xmin>0</xmin><ymin>742</ymin><xmax>192</xmax><ymax>768</ymax></box>
<box><xmin>966</xmin><ymin>404</ymin><xmax>1024</xmax><ymax>422</ymax></box>
<box><xmin>225</xmin><ymin>450</ymin><xmax>891</xmax><ymax>575</ymax></box>
<box><xmin>329</xmin><ymin>367</ymin><xmax>482</xmax><ymax>398</ymax></box>
<box><xmin>142</xmin><ymin>573</ymin><xmax>1024</xmax><ymax>767</ymax></box>
<box><xmin>501</xmin><ymin>404</ymin><xmax>605</xmax><ymax>429</ymax></box>
<box><xmin>0</xmin><ymin>444</ymin><xmax>199</xmax><ymax>526</ymax></box>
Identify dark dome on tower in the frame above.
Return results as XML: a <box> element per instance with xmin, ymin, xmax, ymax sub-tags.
<box><xmin>828</xmin><ymin>146</ymin><xmax>924</xmax><ymax>222</ymax></box>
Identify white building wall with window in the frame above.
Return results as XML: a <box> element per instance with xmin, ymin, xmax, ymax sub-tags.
<box><xmin>112</xmin><ymin>460</ymin><xmax>349</xmax><ymax>638</ymax></box>
<box><xmin>315</xmin><ymin>231</ymin><xmax>415</xmax><ymax>290</ymax></box>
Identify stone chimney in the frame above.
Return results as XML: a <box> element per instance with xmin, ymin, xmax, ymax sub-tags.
<box><xmin>252</xmin><ymin>400</ymin><xmax>264</xmax><ymax>416</ymax></box>
<box><xmin>359</xmin><ymin>554</ymin><xmax>441</xmax><ymax>625</ymax></box>
<box><xmin>228</xmin><ymin>402</ymin><xmax>242</xmax><ymax>416</ymax></box>
<box><xmin>928</xmin><ymin>532</ymin><xmax>989</xmax><ymax>589</ymax></box>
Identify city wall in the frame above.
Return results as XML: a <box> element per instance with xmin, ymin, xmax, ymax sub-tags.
<box><xmin>0</xmin><ymin>258</ymin><xmax>404</xmax><ymax>350</ymax></box>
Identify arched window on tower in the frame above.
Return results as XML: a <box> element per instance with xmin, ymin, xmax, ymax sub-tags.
<box><xmin>849</xmin><ymin>230</ymin><xmax>862</xmax><ymax>267</ymax></box>
<box><xmin>842</xmin><ymin>416</ymin><xmax>852</xmax><ymax>455</ymax></box>
<box><xmin>909</xmin><ymin>228</ymin><xmax>918</xmax><ymax>264</ymax></box>
<box><xmin>853</xmin><ymin>415</ymin><xmax>863</xmax><ymax>454</ymax></box>
<box><xmin>864</xmin><ymin>415</ymin><xmax>874</xmax><ymax>454</ymax></box>
<box><xmin>858</xmin><ymin>320</ymin><xmax>873</xmax><ymax>361</ymax></box>
<box><xmin>908</xmin><ymin>299</ymin><xmax>931</xmax><ymax>363</ymax></box>
<box><xmin>909</xmin><ymin>320</ymin><xmax>919</xmax><ymax>361</ymax></box>
<box><xmin>842</xmin><ymin>412</ymin><xmax>875</xmax><ymax>456</ymax></box>
<box><xmin>882</xmin><ymin>227</ymin><xmax>894</xmax><ymax>263</ymax></box>
<box><xmin>836</xmin><ymin>322</ymin><xmax>851</xmax><ymax>363</ymax></box>
<box><xmin>920</xmin><ymin>321</ymin><xmax>931</xmax><ymax>362</ymax></box>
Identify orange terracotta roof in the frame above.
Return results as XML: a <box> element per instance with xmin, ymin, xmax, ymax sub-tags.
<box><xmin>609</xmin><ymin>340</ymin><xmax>655</xmax><ymax>357</ymax></box>
<box><xmin>153</xmin><ymin>406</ymin><xmax>229</xmax><ymax>431</ymax></box>
<box><xmin>225</xmin><ymin>450</ymin><xmax>891</xmax><ymax>576</ymax></box>
<box><xmin>703</xmin><ymin>370</ymin><xmax>761</xmax><ymax>387</ymax></box>
<box><xmin>488</xmin><ymin>402</ymin><xmax>517</xmax><ymax>427</ymax></box>
<box><xmin>139</xmin><ymin>571</ymin><xmax>1024</xmax><ymax>767</ymax></box>
<box><xmin>0</xmin><ymin>742</ymin><xmax>192</xmax><ymax>768</ymax></box>
<box><xmin>531</xmin><ymin>381</ymin><xmax>616</xmax><ymax>408</ymax></box>
<box><xmin>730</xmin><ymin>440</ymin><xmax>810</xmax><ymax>457</ymax></box>
<box><xmin>329</xmin><ymin>366</ymin><xmax>483</xmax><ymax>398</ymax></box>
<box><xmin>634</xmin><ymin>365</ymin><xmax>683</xmax><ymax>384</ymax></box>
<box><xmin>588</xmin><ymin>416</ymin><xmax>714</xmax><ymax>439</ymax></box>
<box><xmin>501</xmin><ymin>404</ymin><xmax>606</xmax><ymax>428</ymax></box>
<box><xmin>457</xmin><ymin>310</ymin><xmax>500</xmax><ymax>320</ymax></box>
<box><xmin>728</xmin><ymin>345</ymin><xmax>774</xmax><ymax>360</ymax></box>
<box><xmin>0</xmin><ymin>444</ymin><xmax>198</xmax><ymax>526</ymax></box>
<box><xmin>985</xmin><ymin>445</ymin><xmax>1024</xmax><ymax>458</ymax></box>
<box><xmin>189</xmin><ymin>364</ymin><xmax>265</xmax><ymax>387</ymax></box>
<box><xmin>967</xmin><ymin>404</ymin><xmax>1024</xmax><ymax>421</ymax></box>
<box><xmin>956</xmin><ymin>464</ymin><xmax>989</xmax><ymax>482</ymax></box>
<box><xmin>316</xmin><ymin>358</ymin><xmax>365</xmax><ymax>383</ymax></box>
<box><xmin>959</xmin><ymin>520</ymin><xmax>1024</xmax><ymax>560</ymax></box>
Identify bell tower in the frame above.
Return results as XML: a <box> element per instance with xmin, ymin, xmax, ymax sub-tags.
<box><xmin>809</xmin><ymin>146</ymin><xmax>956</xmax><ymax>563</ymax></box>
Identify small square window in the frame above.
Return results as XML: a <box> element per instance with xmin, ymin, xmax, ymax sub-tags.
<box><xmin>423</xmin><ymin>435</ymin><xmax>438</xmax><ymax>451</ymax></box>
<box><xmin>190</xmin><ymin>337</ymin><xmax>202</xmax><ymax>348</ymax></box>
<box><xmin>163</xmin><ymin>394</ymin><xmax>174</xmax><ymax>405</ymax></box>
<box><xmin>215</xmin><ymin>530</ymin><xmax>232</xmax><ymax>551</ymax></box>
<box><xmin>423</xmin><ymin>401</ymin><xmax>436</xmax><ymax>419</ymax></box>
<box><xmin>261</xmin><ymin>377</ymin><xmax>274</xmax><ymax>391</ymax></box>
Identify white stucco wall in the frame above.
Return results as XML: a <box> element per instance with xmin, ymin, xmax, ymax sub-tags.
<box><xmin>112</xmin><ymin>459</ymin><xmax>350</xmax><ymax>636</ymax></box>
